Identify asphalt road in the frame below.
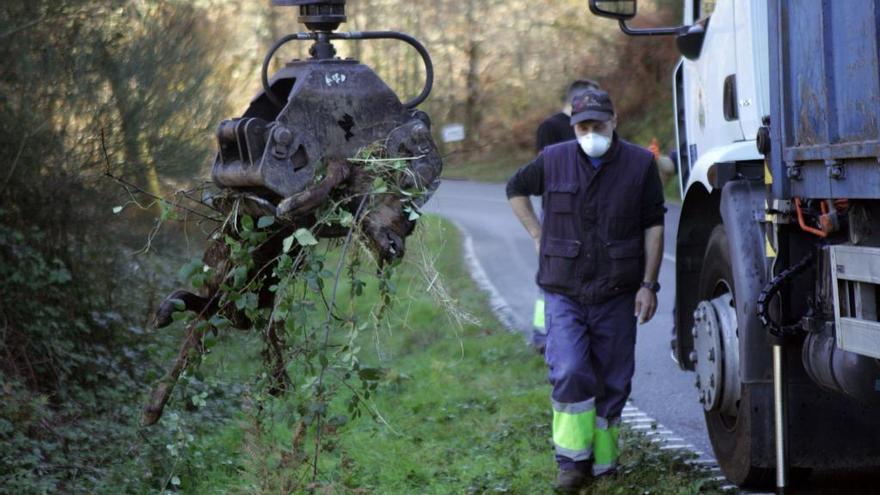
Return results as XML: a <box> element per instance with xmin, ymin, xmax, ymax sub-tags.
<box><xmin>423</xmin><ymin>179</ymin><xmax>714</xmax><ymax>458</ymax></box>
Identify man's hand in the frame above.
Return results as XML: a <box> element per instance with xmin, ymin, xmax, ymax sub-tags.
<box><xmin>637</xmin><ymin>224</ymin><xmax>664</xmax><ymax>325</ymax></box>
<box><xmin>634</xmin><ymin>287</ymin><xmax>657</xmax><ymax>324</ymax></box>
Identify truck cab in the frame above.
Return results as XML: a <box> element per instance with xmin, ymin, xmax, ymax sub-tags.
<box><xmin>675</xmin><ymin>0</ymin><xmax>768</xmax><ymax>194</ymax></box>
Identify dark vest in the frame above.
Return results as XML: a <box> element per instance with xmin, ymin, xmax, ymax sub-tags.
<box><xmin>537</xmin><ymin>136</ymin><xmax>654</xmax><ymax>304</ymax></box>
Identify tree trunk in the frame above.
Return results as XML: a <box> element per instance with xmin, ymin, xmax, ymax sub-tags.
<box><xmin>463</xmin><ymin>0</ymin><xmax>482</xmax><ymax>146</ymax></box>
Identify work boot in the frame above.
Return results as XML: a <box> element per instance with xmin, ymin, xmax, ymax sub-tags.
<box><xmin>552</xmin><ymin>468</ymin><xmax>589</xmax><ymax>494</ymax></box>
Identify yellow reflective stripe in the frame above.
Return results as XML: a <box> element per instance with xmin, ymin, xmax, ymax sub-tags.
<box><xmin>552</xmin><ymin>408</ymin><xmax>596</xmax><ymax>456</ymax></box>
<box><xmin>593</xmin><ymin>424</ymin><xmax>620</xmax><ymax>467</ymax></box>
<box><xmin>765</xmin><ymin>235</ymin><xmax>777</xmax><ymax>258</ymax></box>
<box><xmin>533</xmin><ymin>297</ymin><xmax>545</xmax><ymax>329</ymax></box>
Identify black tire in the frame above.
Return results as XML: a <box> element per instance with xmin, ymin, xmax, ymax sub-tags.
<box><xmin>698</xmin><ymin>225</ymin><xmax>773</xmax><ymax>488</ymax></box>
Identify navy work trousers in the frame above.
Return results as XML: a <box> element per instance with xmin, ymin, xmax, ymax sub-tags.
<box><xmin>544</xmin><ymin>290</ymin><xmax>637</xmax><ymax>472</ymax></box>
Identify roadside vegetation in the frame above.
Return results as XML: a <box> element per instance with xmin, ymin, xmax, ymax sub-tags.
<box><xmin>115</xmin><ymin>215</ymin><xmax>723</xmax><ymax>494</ymax></box>
<box><xmin>4</xmin><ymin>1</ymin><xmax>695</xmax><ymax>493</ymax></box>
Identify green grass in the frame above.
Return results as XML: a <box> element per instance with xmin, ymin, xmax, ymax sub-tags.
<box><xmin>163</xmin><ymin>215</ymin><xmax>721</xmax><ymax>494</ymax></box>
<box><xmin>441</xmin><ymin>150</ymin><xmax>534</xmax><ymax>184</ymax></box>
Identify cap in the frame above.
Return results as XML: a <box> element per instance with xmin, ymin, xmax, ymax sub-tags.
<box><xmin>570</xmin><ymin>89</ymin><xmax>614</xmax><ymax>125</ymax></box>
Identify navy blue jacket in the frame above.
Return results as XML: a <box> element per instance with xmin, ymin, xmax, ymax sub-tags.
<box><xmin>508</xmin><ymin>134</ymin><xmax>665</xmax><ymax>304</ymax></box>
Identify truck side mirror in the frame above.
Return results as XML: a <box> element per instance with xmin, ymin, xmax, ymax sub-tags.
<box><xmin>588</xmin><ymin>0</ymin><xmax>687</xmax><ymax>37</ymax></box>
<box><xmin>588</xmin><ymin>0</ymin><xmax>637</xmax><ymax>20</ymax></box>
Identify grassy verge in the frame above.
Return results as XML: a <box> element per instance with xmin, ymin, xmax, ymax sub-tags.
<box><xmin>159</xmin><ymin>215</ymin><xmax>720</xmax><ymax>494</ymax></box>
<box><xmin>441</xmin><ymin>150</ymin><xmax>533</xmax><ymax>184</ymax></box>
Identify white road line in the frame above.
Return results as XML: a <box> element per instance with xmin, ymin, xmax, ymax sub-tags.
<box><xmin>454</xmin><ymin>221</ymin><xmax>520</xmax><ymax>334</ymax></box>
<box><xmin>660</xmin><ymin>444</ymin><xmax>692</xmax><ymax>450</ymax></box>
<box><xmin>626</xmin><ymin>418</ymin><xmax>656</xmax><ymax>425</ymax></box>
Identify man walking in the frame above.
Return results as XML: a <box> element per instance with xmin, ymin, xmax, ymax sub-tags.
<box><xmin>530</xmin><ymin>79</ymin><xmax>600</xmax><ymax>352</ymax></box>
<box><xmin>506</xmin><ymin>89</ymin><xmax>665</xmax><ymax>493</ymax></box>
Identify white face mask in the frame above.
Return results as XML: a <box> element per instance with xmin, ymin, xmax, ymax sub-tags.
<box><xmin>578</xmin><ymin>132</ymin><xmax>612</xmax><ymax>158</ymax></box>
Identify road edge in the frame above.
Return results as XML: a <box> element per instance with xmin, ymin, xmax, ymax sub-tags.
<box><xmin>452</xmin><ymin>219</ymin><xmax>521</xmax><ymax>335</ymax></box>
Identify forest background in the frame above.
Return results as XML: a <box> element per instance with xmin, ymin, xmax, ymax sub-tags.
<box><xmin>1</xmin><ymin>0</ymin><xmax>681</xmax><ymax>493</ymax></box>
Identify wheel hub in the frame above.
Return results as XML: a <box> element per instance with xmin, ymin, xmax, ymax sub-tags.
<box><xmin>691</xmin><ymin>292</ymin><xmax>741</xmax><ymax>415</ymax></box>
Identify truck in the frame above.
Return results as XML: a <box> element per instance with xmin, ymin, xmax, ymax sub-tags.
<box><xmin>588</xmin><ymin>0</ymin><xmax>880</xmax><ymax>489</ymax></box>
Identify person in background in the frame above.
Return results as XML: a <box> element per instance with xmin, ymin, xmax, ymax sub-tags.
<box><xmin>648</xmin><ymin>137</ymin><xmax>676</xmax><ymax>187</ymax></box>
<box><xmin>507</xmin><ymin>89</ymin><xmax>666</xmax><ymax>493</ymax></box>
<box><xmin>537</xmin><ymin>79</ymin><xmax>601</xmax><ymax>152</ymax></box>
<box><xmin>530</xmin><ymin>79</ymin><xmax>601</xmax><ymax>353</ymax></box>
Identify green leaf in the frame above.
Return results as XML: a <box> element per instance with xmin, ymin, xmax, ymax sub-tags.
<box><xmin>159</xmin><ymin>202</ymin><xmax>174</xmax><ymax>221</ymax></box>
<box><xmin>339</xmin><ymin>210</ymin><xmax>354</xmax><ymax>227</ymax></box>
<box><xmin>209</xmin><ymin>314</ymin><xmax>231</xmax><ymax>330</ymax></box>
<box><xmin>240</xmin><ymin>215</ymin><xmax>254</xmax><ymax>231</ymax></box>
<box><xmin>171</xmin><ymin>476</ymin><xmax>181</xmax><ymax>487</ymax></box>
<box><xmin>257</xmin><ymin>216</ymin><xmax>275</xmax><ymax>229</ymax></box>
<box><xmin>282</xmin><ymin>235</ymin><xmax>294</xmax><ymax>253</ymax></box>
<box><xmin>372</xmin><ymin>177</ymin><xmax>388</xmax><ymax>193</ymax></box>
<box><xmin>232</xmin><ymin>265</ymin><xmax>248</xmax><ymax>289</ymax></box>
<box><xmin>112</xmin><ymin>206</ymin><xmax>123</xmax><ymax>214</ymax></box>
<box><xmin>294</xmin><ymin>228</ymin><xmax>318</xmax><ymax>247</ymax></box>
<box><xmin>171</xmin><ymin>310</ymin><xmax>190</xmax><ymax>322</ymax></box>
<box><xmin>178</xmin><ymin>258</ymin><xmax>203</xmax><ymax>283</ymax></box>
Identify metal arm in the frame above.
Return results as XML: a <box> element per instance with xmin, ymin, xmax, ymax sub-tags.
<box><xmin>335</xmin><ymin>31</ymin><xmax>434</xmax><ymax>109</ymax></box>
<box><xmin>261</xmin><ymin>31</ymin><xmax>434</xmax><ymax>109</ymax></box>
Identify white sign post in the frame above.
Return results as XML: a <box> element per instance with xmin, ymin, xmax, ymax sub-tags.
<box><xmin>441</xmin><ymin>123</ymin><xmax>466</xmax><ymax>143</ymax></box>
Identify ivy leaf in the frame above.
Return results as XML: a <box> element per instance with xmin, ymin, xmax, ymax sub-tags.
<box><xmin>372</xmin><ymin>177</ymin><xmax>388</xmax><ymax>194</ymax></box>
<box><xmin>232</xmin><ymin>265</ymin><xmax>248</xmax><ymax>289</ymax></box>
<box><xmin>294</xmin><ymin>228</ymin><xmax>318</xmax><ymax>247</ymax></box>
<box><xmin>282</xmin><ymin>235</ymin><xmax>294</xmax><ymax>253</ymax></box>
<box><xmin>178</xmin><ymin>258</ymin><xmax>203</xmax><ymax>283</ymax></box>
<box><xmin>209</xmin><ymin>314</ymin><xmax>231</xmax><ymax>330</ymax></box>
<box><xmin>240</xmin><ymin>215</ymin><xmax>254</xmax><ymax>231</ymax></box>
<box><xmin>257</xmin><ymin>216</ymin><xmax>275</xmax><ymax>229</ymax></box>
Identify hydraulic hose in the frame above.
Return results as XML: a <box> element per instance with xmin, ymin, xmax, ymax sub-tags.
<box><xmin>756</xmin><ymin>252</ymin><xmax>815</xmax><ymax>339</ymax></box>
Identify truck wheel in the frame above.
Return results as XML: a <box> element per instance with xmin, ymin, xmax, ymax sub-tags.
<box><xmin>697</xmin><ymin>225</ymin><xmax>772</xmax><ymax>488</ymax></box>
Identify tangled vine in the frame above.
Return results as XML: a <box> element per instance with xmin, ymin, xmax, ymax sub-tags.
<box><xmin>140</xmin><ymin>143</ymin><xmax>440</xmax><ymax>484</ymax></box>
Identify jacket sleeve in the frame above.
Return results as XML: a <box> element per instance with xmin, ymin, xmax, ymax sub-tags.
<box><xmin>640</xmin><ymin>159</ymin><xmax>667</xmax><ymax>229</ymax></box>
<box><xmin>506</xmin><ymin>155</ymin><xmax>546</xmax><ymax>198</ymax></box>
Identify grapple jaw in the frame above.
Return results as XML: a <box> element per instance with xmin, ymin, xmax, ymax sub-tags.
<box><xmin>211</xmin><ymin>58</ymin><xmax>440</xmax><ymax>202</ymax></box>
<box><xmin>208</xmin><ymin>2</ymin><xmax>441</xmax><ymax>262</ymax></box>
